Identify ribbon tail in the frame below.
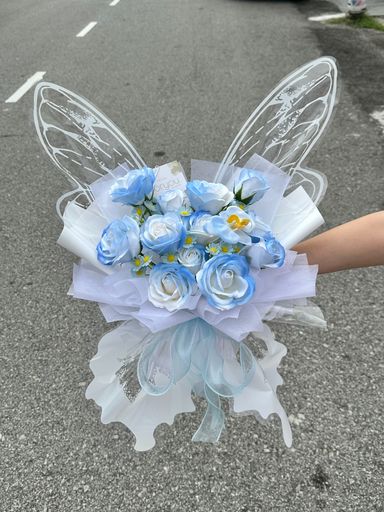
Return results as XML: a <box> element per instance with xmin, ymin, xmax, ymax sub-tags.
<box><xmin>192</xmin><ymin>384</ymin><xmax>225</xmax><ymax>443</ymax></box>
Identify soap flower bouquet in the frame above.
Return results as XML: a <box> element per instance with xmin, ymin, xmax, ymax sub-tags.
<box><xmin>33</xmin><ymin>57</ymin><xmax>338</xmax><ymax>450</ymax></box>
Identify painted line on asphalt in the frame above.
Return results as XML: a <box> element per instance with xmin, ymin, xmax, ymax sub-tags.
<box><xmin>76</xmin><ymin>21</ymin><xmax>97</xmax><ymax>37</ymax></box>
<box><xmin>308</xmin><ymin>13</ymin><xmax>346</xmax><ymax>21</ymax></box>
<box><xmin>371</xmin><ymin>109</ymin><xmax>384</xmax><ymax>134</ymax></box>
<box><xmin>5</xmin><ymin>71</ymin><xmax>46</xmax><ymax>103</ymax></box>
<box><xmin>110</xmin><ymin>0</ymin><xmax>120</xmax><ymax>5</ymax></box>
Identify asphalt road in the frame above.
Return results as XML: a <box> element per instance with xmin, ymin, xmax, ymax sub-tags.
<box><xmin>1</xmin><ymin>1</ymin><xmax>384</xmax><ymax>511</ymax></box>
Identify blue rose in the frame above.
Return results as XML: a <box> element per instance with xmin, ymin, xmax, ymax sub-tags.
<box><xmin>110</xmin><ymin>167</ymin><xmax>156</xmax><ymax>206</ymax></box>
<box><xmin>196</xmin><ymin>254</ymin><xmax>255</xmax><ymax>310</ymax></box>
<box><xmin>263</xmin><ymin>235</ymin><xmax>285</xmax><ymax>268</ymax></box>
<box><xmin>234</xmin><ymin>168</ymin><xmax>269</xmax><ymax>204</ymax></box>
<box><xmin>148</xmin><ymin>263</ymin><xmax>196</xmax><ymax>311</ymax></box>
<box><xmin>186</xmin><ymin>180</ymin><xmax>233</xmax><ymax>215</ymax></box>
<box><xmin>247</xmin><ymin>235</ymin><xmax>285</xmax><ymax>269</ymax></box>
<box><xmin>97</xmin><ymin>216</ymin><xmax>140</xmax><ymax>265</ymax></box>
<box><xmin>141</xmin><ymin>212</ymin><xmax>186</xmax><ymax>255</ymax></box>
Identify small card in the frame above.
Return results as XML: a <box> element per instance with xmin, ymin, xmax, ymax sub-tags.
<box><xmin>153</xmin><ymin>161</ymin><xmax>187</xmax><ymax>197</ymax></box>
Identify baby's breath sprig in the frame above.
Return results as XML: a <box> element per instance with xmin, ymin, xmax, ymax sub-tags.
<box><xmin>161</xmin><ymin>253</ymin><xmax>178</xmax><ymax>264</ymax></box>
<box><xmin>131</xmin><ymin>254</ymin><xmax>153</xmax><ymax>276</ymax></box>
<box><xmin>132</xmin><ymin>205</ymin><xmax>147</xmax><ymax>224</ymax></box>
<box><xmin>206</xmin><ymin>242</ymin><xmax>241</xmax><ymax>256</ymax></box>
<box><xmin>143</xmin><ymin>199</ymin><xmax>159</xmax><ymax>213</ymax></box>
<box><xmin>206</xmin><ymin>242</ymin><xmax>222</xmax><ymax>256</ymax></box>
<box><xmin>183</xmin><ymin>234</ymin><xmax>195</xmax><ymax>247</ymax></box>
<box><xmin>179</xmin><ymin>206</ymin><xmax>193</xmax><ymax>218</ymax></box>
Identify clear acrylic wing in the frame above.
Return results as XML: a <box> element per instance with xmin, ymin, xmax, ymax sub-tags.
<box><xmin>216</xmin><ymin>57</ymin><xmax>339</xmax><ymax>204</ymax></box>
<box><xmin>34</xmin><ymin>82</ymin><xmax>146</xmax><ymax>208</ymax></box>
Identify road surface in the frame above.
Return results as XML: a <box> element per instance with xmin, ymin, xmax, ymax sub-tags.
<box><xmin>1</xmin><ymin>0</ymin><xmax>383</xmax><ymax>510</ymax></box>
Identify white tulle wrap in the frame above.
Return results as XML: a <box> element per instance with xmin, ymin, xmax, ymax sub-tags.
<box><xmin>57</xmin><ymin>154</ymin><xmax>326</xmax><ymax>451</ymax></box>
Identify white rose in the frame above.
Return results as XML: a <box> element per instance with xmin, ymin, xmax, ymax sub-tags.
<box><xmin>177</xmin><ymin>246</ymin><xmax>206</xmax><ymax>274</ymax></box>
<box><xmin>234</xmin><ymin>168</ymin><xmax>269</xmax><ymax>204</ymax></box>
<box><xmin>157</xmin><ymin>189</ymin><xmax>185</xmax><ymax>213</ymax></box>
<box><xmin>188</xmin><ymin>212</ymin><xmax>216</xmax><ymax>244</ymax></box>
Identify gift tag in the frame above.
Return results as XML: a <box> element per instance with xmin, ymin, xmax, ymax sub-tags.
<box><xmin>153</xmin><ymin>161</ymin><xmax>187</xmax><ymax>197</ymax></box>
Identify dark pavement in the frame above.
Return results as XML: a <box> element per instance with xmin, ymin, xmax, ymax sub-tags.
<box><xmin>1</xmin><ymin>1</ymin><xmax>383</xmax><ymax>510</ymax></box>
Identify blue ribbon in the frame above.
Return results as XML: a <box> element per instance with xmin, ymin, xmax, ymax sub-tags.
<box><xmin>192</xmin><ymin>384</ymin><xmax>225</xmax><ymax>443</ymax></box>
<box><xmin>137</xmin><ymin>318</ymin><xmax>257</xmax><ymax>442</ymax></box>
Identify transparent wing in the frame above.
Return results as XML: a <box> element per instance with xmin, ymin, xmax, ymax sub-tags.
<box><xmin>216</xmin><ymin>57</ymin><xmax>339</xmax><ymax>204</ymax></box>
<box><xmin>55</xmin><ymin>188</ymin><xmax>91</xmax><ymax>219</ymax></box>
<box><xmin>34</xmin><ymin>82</ymin><xmax>146</xmax><ymax>204</ymax></box>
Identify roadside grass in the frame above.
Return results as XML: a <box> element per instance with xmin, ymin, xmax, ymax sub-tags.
<box><xmin>327</xmin><ymin>13</ymin><xmax>384</xmax><ymax>32</ymax></box>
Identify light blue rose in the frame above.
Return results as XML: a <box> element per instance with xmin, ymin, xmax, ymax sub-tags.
<box><xmin>196</xmin><ymin>254</ymin><xmax>255</xmax><ymax>310</ymax></box>
<box><xmin>186</xmin><ymin>180</ymin><xmax>233</xmax><ymax>215</ymax></box>
<box><xmin>177</xmin><ymin>245</ymin><xmax>207</xmax><ymax>274</ymax></box>
<box><xmin>234</xmin><ymin>168</ymin><xmax>269</xmax><ymax>204</ymax></box>
<box><xmin>96</xmin><ymin>216</ymin><xmax>140</xmax><ymax>266</ymax></box>
<box><xmin>247</xmin><ymin>235</ymin><xmax>285</xmax><ymax>269</ymax></box>
<box><xmin>148</xmin><ymin>263</ymin><xmax>196</xmax><ymax>311</ymax></box>
<box><xmin>110</xmin><ymin>167</ymin><xmax>156</xmax><ymax>206</ymax></box>
<box><xmin>157</xmin><ymin>189</ymin><xmax>185</xmax><ymax>213</ymax></box>
<box><xmin>141</xmin><ymin>212</ymin><xmax>186</xmax><ymax>255</ymax></box>
<box><xmin>263</xmin><ymin>235</ymin><xmax>285</xmax><ymax>268</ymax></box>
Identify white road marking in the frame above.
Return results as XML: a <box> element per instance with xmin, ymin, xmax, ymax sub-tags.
<box><xmin>76</xmin><ymin>21</ymin><xmax>97</xmax><ymax>38</ymax></box>
<box><xmin>309</xmin><ymin>13</ymin><xmax>346</xmax><ymax>21</ymax></box>
<box><xmin>5</xmin><ymin>71</ymin><xmax>46</xmax><ymax>103</ymax></box>
<box><xmin>371</xmin><ymin>109</ymin><xmax>384</xmax><ymax>134</ymax></box>
<box><xmin>110</xmin><ymin>0</ymin><xmax>120</xmax><ymax>5</ymax></box>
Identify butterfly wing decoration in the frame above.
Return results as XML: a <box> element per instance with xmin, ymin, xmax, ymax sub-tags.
<box><xmin>215</xmin><ymin>57</ymin><xmax>339</xmax><ymax>205</ymax></box>
<box><xmin>34</xmin><ymin>82</ymin><xmax>146</xmax><ymax>217</ymax></box>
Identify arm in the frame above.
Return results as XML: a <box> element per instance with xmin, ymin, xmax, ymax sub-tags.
<box><xmin>293</xmin><ymin>211</ymin><xmax>384</xmax><ymax>274</ymax></box>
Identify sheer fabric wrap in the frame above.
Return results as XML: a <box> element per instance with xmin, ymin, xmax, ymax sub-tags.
<box><xmin>86</xmin><ymin>319</ymin><xmax>292</xmax><ymax>450</ymax></box>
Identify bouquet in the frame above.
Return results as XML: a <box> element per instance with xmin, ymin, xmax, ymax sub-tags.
<box><xmin>34</xmin><ymin>57</ymin><xmax>338</xmax><ymax>450</ymax></box>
